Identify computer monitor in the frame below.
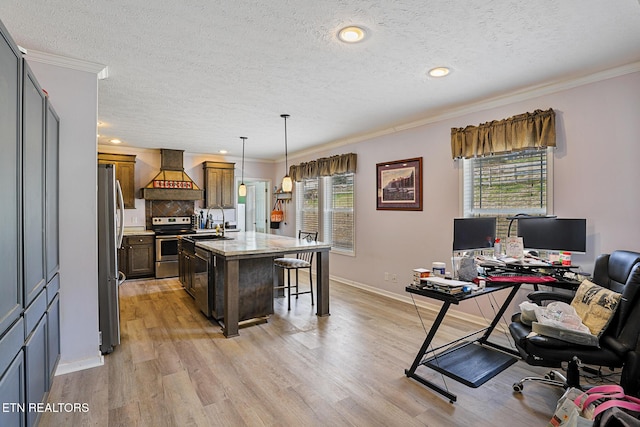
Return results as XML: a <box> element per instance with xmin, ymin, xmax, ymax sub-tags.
<box><xmin>517</xmin><ymin>217</ymin><xmax>587</xmax><ymax>253</ymax></box>
<box><xmin>453</xmin><ymin>217</ymin><xmax>496</xmax><ymax>251</ymax></box>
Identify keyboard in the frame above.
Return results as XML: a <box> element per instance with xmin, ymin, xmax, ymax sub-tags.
<box><xmin>486</xmin><ymin>275</ymin><xmax>557</xmax><ymax>284</ymax></box>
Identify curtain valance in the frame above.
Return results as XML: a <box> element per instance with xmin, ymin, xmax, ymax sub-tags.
<box><xmin>450</xmin><ymin>108</ymin><xmax>556</xmax><ymax>159</ymax></box>
<box><xmin>290</xmin><ymin>153</ymin><xmax>357</xmax><ymax>182</ymax></box>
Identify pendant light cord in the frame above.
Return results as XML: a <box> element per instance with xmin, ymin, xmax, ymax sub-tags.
<box><xmin>240</xmin><ymin>137</ymin><xmax>246</xmax><ymax>183</ymax></box>
<box><xmin>281</xmin><ymin>114</ymin><xmax>289</xmax><ymax>173</ymax></box>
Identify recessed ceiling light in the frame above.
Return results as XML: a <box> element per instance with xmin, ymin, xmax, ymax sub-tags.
<box><xmin>428</xmin><ymin>67</ymin><xmax>450</xmax><ymax>78</ymax></box>
<box><xmin>219</xmin><ymin>149</ymin><xmax>228</xmax><ymax>154</ymax></box>
<box><xmin>338</xmin><ymin>26</ymin><xmax>366</xmax><ymax>43</ymax></box>
<box><xmin>110</xmin><ymin>139</ymin><xmax>122</xmax><ymax>144</ymax></box>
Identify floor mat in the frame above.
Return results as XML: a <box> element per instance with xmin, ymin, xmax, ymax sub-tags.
<box><xmin>424</xmin><ymin>342</ymin><xmax>517</xmax><ymax>388</ymax></box>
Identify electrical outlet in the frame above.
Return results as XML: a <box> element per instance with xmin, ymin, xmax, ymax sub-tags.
<box><xmin>384</xmin><ymin>272</ymin><xmax>389</xmax><ymax>281</ymax></box>
<box><xmin>391</xmin><ymin>274</ymin><xmax>397</xmax><ymax>283</ymax></box>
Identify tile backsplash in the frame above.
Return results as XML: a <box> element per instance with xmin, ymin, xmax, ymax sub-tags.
<box><xmin>145</xmin><ymin>200</ymin><xmax>194</xmax><ymax>228</ymax></box>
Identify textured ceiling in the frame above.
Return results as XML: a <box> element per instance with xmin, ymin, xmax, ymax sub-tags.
<box><xmin>2</xmin><ymin>1</ymin><xmax>640</xmax><ymax>161</ymax></box>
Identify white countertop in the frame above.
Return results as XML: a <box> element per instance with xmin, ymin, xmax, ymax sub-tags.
<box><xmin>195</xmin><ymin>231</ymin><xmax>331</xmax><ymax>257</ymax></box>
<box><xmin>123</xmin><ymin>228</ymin><xmax>155</xmax><ymax>236</ymax></box>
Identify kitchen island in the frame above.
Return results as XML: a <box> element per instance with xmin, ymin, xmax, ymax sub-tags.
<box><xmin>194</xmin><ymin>231</ymin><xmax>332</xmax><ymax>337</ymax></box>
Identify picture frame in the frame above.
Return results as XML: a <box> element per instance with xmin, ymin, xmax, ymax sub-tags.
<box><xmin>376</xmin><ymin>157</ymin><xmax>423</xmax><ymax>210</ymax></box>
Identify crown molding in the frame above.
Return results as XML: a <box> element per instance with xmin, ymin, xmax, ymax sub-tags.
<box><xmin>289</xmin><ymin>61</ymin><xmax>640</xmax><ymax>161</ymax></box>
<box><xmin>23</xmin><ymin>49</ymin><xmax>109</xmax><ymax>79</ymax></box>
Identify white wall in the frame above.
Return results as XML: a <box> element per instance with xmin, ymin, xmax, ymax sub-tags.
<box><xmin>27</xmin><ymin>60</ymin><xmax>103</xmax><ymax>373</ymax></box>
<box><xmin>283</xmin><ymin>70</ymin><xmax>640</xmax><ymax>317</ymax></box>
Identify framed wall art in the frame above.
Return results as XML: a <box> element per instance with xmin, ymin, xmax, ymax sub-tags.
<box><xmin>376</xmin><ymin>157</ymin><xmax>423</xmax><ymax>210</ymax></box>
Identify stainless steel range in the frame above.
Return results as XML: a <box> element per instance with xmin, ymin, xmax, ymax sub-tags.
<box><xmin>152</xmin><ymin>216</ymin><xmax>193</xmax><ymax>278</ymax></box>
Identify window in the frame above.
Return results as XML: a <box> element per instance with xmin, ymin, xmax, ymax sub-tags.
<box><xmin>462</xmin><ymin>148</ymin><xmax>552</xmax><ymax>241</ymax></box>
<box><xmin>296</xmin><ymin>173</ymin><xmax>355</xmax><ymax>255</ymax></box>
<box><xmin>297</xmin><ymin>178</ymin><xmax>319</xmax><ymax>234</ymax></box>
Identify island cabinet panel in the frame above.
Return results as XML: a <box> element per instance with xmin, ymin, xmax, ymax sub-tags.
<box><xmin>98</xmin><ymin>153</ymin><xmax>136</xmax><ymax>208</ymax></box>
<box><xmin>0</xmin><ymin>19</ymin><xmax>22</xmax><ymax>336</ymax></box>
<box><xmin>203</xmin><ymin>161</ymin><xmax>235</xmax><ymax>208</ymax></box>
<box><xmin>199</xmin><ymin>256</ymin><xmax>275</xmax><ymax>321</ymax></box>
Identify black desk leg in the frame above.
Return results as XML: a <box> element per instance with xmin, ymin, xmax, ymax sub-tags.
<box><xmin>405</xmin><ymin>301</ymin><xmax>457</xmax><ymax>403</ymax></box>
<box><xmin>477</xmin><ymin>284</ymin><xmax>521</xmax><ymax>353</ymax></box>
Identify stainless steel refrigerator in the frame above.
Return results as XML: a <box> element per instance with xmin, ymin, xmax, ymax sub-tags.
<box><xmin>97</xmin><ymin>163</ymin><xmax>125</xmax><ymax>354</ymax></box>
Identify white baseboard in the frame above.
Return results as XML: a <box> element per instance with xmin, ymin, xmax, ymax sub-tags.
<box><xmin>55</xmin><ymin>354</ymin><xmax>104</xmax><ymax>376</ymax></box>
<box><xmin>327</xmin><ymin>273</ymin><xmax>509</xmax><ymax>333</ymax></box>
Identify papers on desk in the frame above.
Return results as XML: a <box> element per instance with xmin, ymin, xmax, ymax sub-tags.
<box><xmin>475</xmin><ymin>254</ymin><xmax>551</xmax><ymax>267</ymax></box>
<box><xmin>420</xmin><ymin>277</ymin><xmax>476</xmax><ymax>294</ymax></box>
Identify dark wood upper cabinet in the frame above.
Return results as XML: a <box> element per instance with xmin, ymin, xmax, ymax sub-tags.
<box><xmin>98</xmin><ymin>153</ymin><xmax>136</xmax><ymax>208</ymax></box>
<box><xmin>203</xmin><ymin>161</ymin><xmax>235</xmax><ymax>208</ymax></box>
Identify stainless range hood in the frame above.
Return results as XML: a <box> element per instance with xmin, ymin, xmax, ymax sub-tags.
<box><xmin>142</xmin><ymin>149</ymin><xmax>204</xmax><ymax>201</ymax></box>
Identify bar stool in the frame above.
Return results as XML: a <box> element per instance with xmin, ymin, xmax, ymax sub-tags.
<box><xmin>274</xmin><ymin>231</ymin><xmax>318</xmax><ymax>310</ymax></box>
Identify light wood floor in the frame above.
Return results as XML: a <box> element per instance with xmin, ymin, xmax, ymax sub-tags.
<box><xmin>40</xmin><ymin>278</ymin><xmax>565</xmax><ymax>427</ymax></box>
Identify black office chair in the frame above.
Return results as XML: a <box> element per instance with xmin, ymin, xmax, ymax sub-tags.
<box><xmin>509</xmin><ymin>250</ymin><xmax>640</xmax><ymax>396</ymax></box>
<box><xmin>274</xmin><ymin>231</ymin><xmax>318</xmax><ymax>310</ymax></box>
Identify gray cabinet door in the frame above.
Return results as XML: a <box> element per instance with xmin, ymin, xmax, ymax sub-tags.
<box><xmin>25</xmin><ymin>314</ymin><xmax>47</xmax><ymax>427</ymax></box>
<box><xmin>0</xmin><ymin>20</ymin><xmax>22</xmax><ymax>335</ymax></box>
<box><xmin>45</xmin><ymin>101</ymin><xmax>60</xmax><ymax>281</ymax></box>
<box><xmin>0</xmin><ymin>350</ymin><xmax>25</xmax><ymax>427</ymax></box>
<box><xmin>22</xmin><ymin>61</ymin><xmax>46</xmax><ymax>306</ymax></box>
<box><xmin>47</xmin><ymin>294</ymin><xmax>60</xmax><ymax>388</ymax></box>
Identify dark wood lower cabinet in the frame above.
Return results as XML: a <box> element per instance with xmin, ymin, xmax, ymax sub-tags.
<box><xmin>120</xmin><ymin>235</ymin><xmax>155</xmax><ymax>279</ymax></box>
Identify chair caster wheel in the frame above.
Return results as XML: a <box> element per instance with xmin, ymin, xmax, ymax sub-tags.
<box><xmin>545</xmin><ymin>372</ymin><xmax>556</xmax><ymax>380</ymax></box>
<box><xmin>513</xmin><ymin>383</ymin><xmax>523</xmax><ymax>392</ymax></box>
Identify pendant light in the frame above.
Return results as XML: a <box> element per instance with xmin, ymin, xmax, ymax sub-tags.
<box><xmin>238</xmin><ymin>137</ymin><xmax>247</xmax><ymax>197</ymax></box>
<box><xmin>281</xmin><ymin>114</ymin><xmax>293</xmax><ymax>192</ymax></box>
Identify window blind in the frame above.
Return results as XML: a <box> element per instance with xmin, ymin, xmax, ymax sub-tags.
<box><xmin>295</xmin><ymin>179</ymin><xmax>319</xmax><ymax>235</ymax></box>
<box><xmin>463</xmin><ymin>149</ymin><xmax>550</xmax><ymax>241</ymax></box>
<box><xmin>323</xmin><ymin>174</ymin><xmax>355</xmax><ymax>253</ymax></box>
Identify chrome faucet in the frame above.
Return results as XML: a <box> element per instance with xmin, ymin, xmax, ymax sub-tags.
<box><xmin>217</xmin><ymin>205</ymin><xmax>225</xmax><ymax>237</ymax></box>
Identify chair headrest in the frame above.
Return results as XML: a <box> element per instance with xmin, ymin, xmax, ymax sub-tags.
<box><xmin>608</xmin><ymin>251</ymin><xmax>640</xmax><ymax>285</ymax></box>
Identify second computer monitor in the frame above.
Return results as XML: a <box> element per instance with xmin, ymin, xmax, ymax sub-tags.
<box><xmin>517</xmin><ymin>217</ymin><xmax>586</xmax><ymax>253</ymax></box>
